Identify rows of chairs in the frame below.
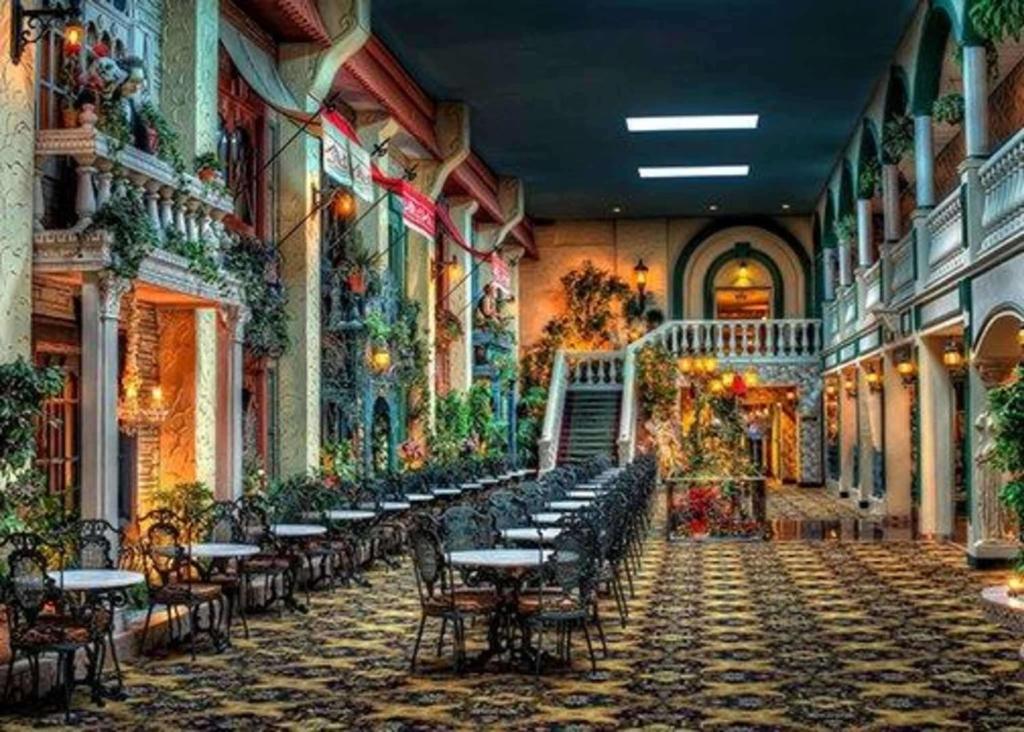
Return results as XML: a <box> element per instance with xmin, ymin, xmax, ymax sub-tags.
<box><xmin>408</xmin><ymin>455</ymin><xmax>657</xmax><ymax>674</ymax></box>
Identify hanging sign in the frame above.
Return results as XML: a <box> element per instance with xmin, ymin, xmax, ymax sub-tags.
<box><xmin>399</xmin><ymin>181</ymin><xmax>436</xmax><ymax>239</ymax></box>
<box><xmin>490</xmin><ymin>251</ymin><xmax>511</xmax><ymax>294</ymax></box>
<box><xmin>322</xmin><ymin>113</ymin><xmax>352</xmax><ymax>187</ymax></box>
<box><xmin>350</xmin><ymin>142</ymin><xmax>374</xmax><ymax>202</ymax></box>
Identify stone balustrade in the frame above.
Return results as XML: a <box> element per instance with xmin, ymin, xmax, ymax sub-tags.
<box><xmin>980</xmin><ymin>126</ymin><xmax>1024</xmax><ymax>253</ymax></box>
<box><xmin>925</xmin><ymin>184</ymin><xmax>966</xmax><ymax>282</ymax></box>
<box><xmin>887</xmin><ymin>231</ymin><xmax>915</xmax><ymax>302</ymax></box>
<box><xmin>565</xmin><ymin>351</ymin><xmax>625</xmax><ymax>389</ymax></box>
<box><xmin>859</xmin><ymin>260</ymin><xmax>882</xmax><ymax>314</ymax></box>
<box><xmin>34</xmin><ymin>114</ymin><xmax>235</xmax><ymax>267</ymax></box>
<box><xmin>641</xmin><ymin>318</ymin><xmax>823</xmax><ymax>362</ymax></box>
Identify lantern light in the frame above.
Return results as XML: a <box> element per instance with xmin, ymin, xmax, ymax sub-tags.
<box><xmin>634</xmin><ymin>258</ymin><xmax>649</xmax><ymax>294</ymax></box>
<box><xmin>703</xmin><ymin>356</ymin><xmax>718</xmax><ymax>373</ymax></box>
<box><xmin>62</xmin><ymin>18</ymin><xmax>84</xmax><ymax>56</ymax></box>
<box><xmin>865</xmin><ymin>368</ymin><xmax>883</xmax><ymax>393</ymax></box>
<box><xmin>677</xmin><ymin>356</ymin><xmax>694</xmax><ymax>375</ymax></box>
<box><xmin>943</xmin><ymin>338</ymin><xmax>967</xmax><ymax>380</ymax></box>
<box><xmin>369</xmin><ymin>345</ymin><xmax>392</xmax><ymax>374</ymax></box>
<box><xmin>330</xmin><ymin>189</ymin><xmax>356</xmax><ymax>220</ymax></box>
<box><xmin>742</xmin><ymin>367</ymin><xmax>759</xmax><ymax>387</ymax></box>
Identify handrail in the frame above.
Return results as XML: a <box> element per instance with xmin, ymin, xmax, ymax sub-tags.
<box><xmin>537</xmin><ymin>349</ymin><xmax>568</xmax><ymax>473</ymax></box>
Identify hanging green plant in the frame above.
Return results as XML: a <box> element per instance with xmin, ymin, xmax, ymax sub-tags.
<box><xmin>0</xmin><ymin>358</ymin><xmax>64</xmax><ymax>481</ymax></box>
<box><xmin>88</xmin><ymin>187</ymin><xmax>160</xmax><ymax>279</ymax></box>
<box><xmin>971</xmin><ymin>0</ymin><xmax>1024</xmax><ymax>44</ymax></box>
<box><xmin>636</xmin><ymin>343</ymin><xmax>678</xmax><ymax>422</ymax></box>
<box><xmin>833</xmin><ymin>213</ymin><xmax>857</xmax><ymax>244</ymax></box>
<box><xmin>364</xmin><ymin>311</ymin><xmax>392</xmax><ymax>344</ymax></box>
<box><xmin>164</xmin><ymin>228</ymin><xmax>223</xmax><ymax>285</ymax></box>
<box><xmin>933</xmin><ymin>92</ymin><xmax>966</xmax><ymax>127</ymax></box>
<box><xmin>986</xmin><ymin>365</ymin><xmax>1024</xmax><ymax>572</ymax></box>
<box><xmin>222</xmin><ymin>235</ymin><xmax>289</xmax><ymax>359</ymax></box>
<box><xmin>858</xmin><ymin>157</ymin><xmax>881</xmax><ymax>199</ymax></box>
<box><xmin>194</xmin><ymin>152</ymin><xmax>224</xmax><ymax>183</ymax></box>
<box><xmin>882</xmin><ymin>114</ymin><xmax>914</xmax><ymax>164</ymax></box>
<box><xmin>139</xmin><ymin>101</ymin><xmax>185</xmax><ymax>174</ymax></box>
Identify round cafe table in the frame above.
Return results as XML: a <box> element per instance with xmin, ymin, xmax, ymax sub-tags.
<box><xmin>405</xmin><ymin>493</ymin><xmax>436</xmax><ymax>504</ymax></box>
<box><xmin>380</xmin><ymin>501</ymin><xmax>412</xmax><ymax>512</ymax></box>
<box><xmin>157</xmin><ymin>543</ymin><xmax>260</xmax><ymax>559</ymax></box>
<box><xmin>319</xmin><ymin>510</ymin><xmax>377</xmax><ymax>522</ymax></box>
<box><xmin>459</xmin><ymin>482</ymin><xmax>484</xmax><ymax>491</ymax></box>
<box><xmin>981</xmin><ymin>585</ymin><xmax>1024</xmax><ymax>660</ymax></box>
<box><xmin>547</xmin><ymin>500</ymin><xmax>591</xmax><ymax>511</ymax></box>
<box><xmin>567</xmin><ymin>490</ymin><xmax>600</xmax><ymax>500</ymax></box>
<box><xmin>47</xmin><ymin>569</ymin><xmax>146</xmax><ymax>699</ymax></box>
<box><xmin>449</xmin><ymin>548</ymin><xmax>556</xmax><ymax>569</ymax></box>
<box><xmin>501</xmin><ymin>527</ymin><xmax>563</xmax><ymax>545</ymax></box>
<box><xmin>531</xmin><ymin>512</ymin><xmax>564</xmax><ymax>525</ymax></box>
<box><xmin>431</xmin><ymin>487</ymin><xmax>462</xmax><ymax>497</ymax></box>
<box><xmin>271</xmin><ymin>524</ymin><xmax>326</xmax><ymax>538</ymax></box>
<box><xmin>48</xmin><ymin>569</ymin><xmax>144</xmax><ymax>592</ymax></box>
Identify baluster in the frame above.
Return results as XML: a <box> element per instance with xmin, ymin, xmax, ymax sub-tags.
<box><xmin>159</xmin><ymin>187</ymin><xmax>175</xmax><ymax>232</ymax></box>
<box><xmin>175</xmin><ymin>199</ymin><xmax>188</xmax><ymax>236</ymax></box>
<box><xmin>73</xmin><ymin>157</ymin><xmax>97</xmax><ymax>229</ymax></box>
<box><xmin>714</xmin><ymin>323</ymin><xmax>724</xmax><ymax>356</ymax></box>
<box><xmin>752</xmin><ymin>322</ymin><xmax>762</xmax><ymax>356</ymax></box>
<box><xmin>145</xmin><ymin>181</ymin><xmax>161</xmax><ymax>235</ymax></box>
<box><xmin>741</xmin><ymin>322</ymin><xmax>750</xmax><ymax>355</ymax></box>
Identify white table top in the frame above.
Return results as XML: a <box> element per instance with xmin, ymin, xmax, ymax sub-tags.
<box><xmin>548</xmin><ymin>500</ymin><xmax>591</xmax><ymax>511</ymax></box>
<box><xmin>405</xmin><ymin>493</ymin><xmax>435</xmax><ymax>503</ymax></box>
<box><xmin>567</xmin><ymin>490</ymin><xmax>600</xmax><ymax>499</ymax></box>
<box><xmin>478</xmin><ymin>477</ymin><xmax>499</xmax><ymax>485</ymax></box>
<box><xmin>531</xmin><ymin>512</ymin><xmax>564</xmax><ymax>525</ymax></box>
<box><xmin>449</xmin><ymin>548</ymin><xmax>554</xmax><ymax>569</ymax></box>
<box><xmin>157</xmin><ymin>543</ymin><xmax>260</xmax><ymax>559</ymax></box>
<box><xmin>459</xmin><ymin>482</ymin><xmax>484</xmax><ymax>491</ymax></box>
<box><xmin>380</xmin><ymin>501</ymin><xmax>411</xmax><ymax>511</ymax></box>
<box><xmin>501</xmin><ymin>527</ymin><xmax>563</xmax><ymax>544</ymax></box>
<box><xmin>322</xmin><ymin>509</ymin><xmax>377</xmax><ymax>521</ymax></box>
<box><xmin>271</xmin><ymin>524</ymin><xmax>326</xmax><ymax>538</ymax></box>
<box><xmin>47</xmin><ymin>569</ymin><xmax>145</xmax><ymax>591</ymax></box>
<box><xmin>577</xmin><ymin>483</ymin><xmax>605</xmax><ymax>490</ymax></box>
<box><xmin>431</xmin><ymin>487</ymin><xmax>462</xmax><ymax>496</ymax></box>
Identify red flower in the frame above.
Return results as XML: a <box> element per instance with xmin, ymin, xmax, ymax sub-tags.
<box><xmin>92</xmin><ymin>42</ymin><xmax>110</xmax><ymax>58</ymax></box>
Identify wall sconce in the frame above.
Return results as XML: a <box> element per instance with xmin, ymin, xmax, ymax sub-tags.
<box><xmin>865</xmin><ymin>367</ymin><xmax>883</xmax><ymax>393</ymax></box>
<box><xmin>330</xmin><ymin>189</ymin><xmax>356</xmax><ymax>220</ymax></box>
<box><xmin>10</xmin><ymin>0</ymin><xmax>81</xmax><ymax>65</ymax></box>
<box><xmin>786</xmin><ymin>390</ymin><xmax>797</xmax><ymax>402</ymax></box>
<box><xmin>843</xmin><ymin>374</ymin><xmax>858</xmax><ymax>398</ymax></box>
<box><xmin>896</xmin><ymin>356</ymin><xmax>917</xmax><ymax>388</ymax></box>
<box><xmin>825</xmin><ymin>380</ymin><xmax>838</xmax><ymax>398</ymax></box>
<box><xmin>942</xmin><ymin>338</ymin><xmax>967</xmax><ymax>381</ymax></box>
<box><xmin>634</xmin><ymin>258</ymin><xmax>649</xmax><ymax>295</ymax></box>
<box><xmin>368</xmin><ymin>343</ymin><xmax>392</xmax><ymax>375</ymax></box>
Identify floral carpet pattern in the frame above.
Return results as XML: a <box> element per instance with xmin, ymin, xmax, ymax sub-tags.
<box><xmin>766</xmin><ymin>484</ymin><xmax>870</xmax><ymax>521</ymax></box>
<box><xmin>5</xmin><ymin>536</ymin><xmax>1024</xmax><ymax>730</ymax></box>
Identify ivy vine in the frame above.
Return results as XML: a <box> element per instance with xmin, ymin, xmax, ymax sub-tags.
<box><xmin>87</xmin><ymin>187</ymin><xmax>160</xmax><ymax>279</ymax></box>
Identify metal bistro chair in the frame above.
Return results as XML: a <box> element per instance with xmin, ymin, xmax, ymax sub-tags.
<box><xmin>235</xmin><ymin>496</ymin><xmax>295</xmax><ymax>613</ymax></box>
<box><xmin>516</xmin><ymin>525</ymin><xmax>601</xmax><ymax>675</ymax></box>
<box><xmin>439</xmin><ymin>505</ymin><xmax>495</xmax><ymax>553</ymax></box>
<box><xmin>2</xmin><ymin>533</ymin><xmax>106</xmax><ymax>720</ymax></box>
<box><xmin>196</xmin><ymin>502</ymin><xmax>250</xmax><ymax>640</ymax></box>
<box><xmin>407</xmin><ymin>518</ymin><xmax>499</xmax><ymax>672</ymax></box>
<box><xmin>137</xmin><ymin>509</ymin><xmax>225</xmax><ymax>660</ymax></box>
<box><xmin>487</xmin><ymin>490</ymin><xmax>531</xmax><ymax>539</ymax></box>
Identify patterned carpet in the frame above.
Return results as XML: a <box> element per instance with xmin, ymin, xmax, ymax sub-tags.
<box><xmin>766</xmin><ymin>485</ymin><xmax>870</xmax><ymax>521</ymax></box>
<box><xmin>6</xmin><ymin>525</ymin><xmax>1024</xmax><ymax>730</ymax></box>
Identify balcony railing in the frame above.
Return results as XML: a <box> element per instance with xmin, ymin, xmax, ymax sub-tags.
<box><xmin>887</xmin><ymin>231</ymin><xmax>915</xmax><ymax>302</ymax></box>
<box><xmin>638</xmin><ymin>318</ymin><xmax>823</xmax><ymax>362</ymax></box>
<box><xmin>33</xmin><ymin>118</ymin><xmax>236</xmax><ymax>300</ymax></box>
<box><xmin>981</xmin><ymin>126</ymin><xmax>1024</xmax><ymax>253</ymax></box>
<box><xmin>565</xmin><ymin>351</ymin><xmax>624</xmax><ymax>390</ymax></box>
<box><xmin>859</xmin><ymin>260</ymin><xmax>882</xmax><ymax>315</ymax></box>
<box><xmin>925</xmin><ymin>185</ymin><xmax>966</xmax><ymax>282</ymax></box>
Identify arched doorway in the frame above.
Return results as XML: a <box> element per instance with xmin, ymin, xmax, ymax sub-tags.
<box><xmin>703</xmin><ymin>244</ymin><xmax>784</xmax><ymax>320</ymax></box>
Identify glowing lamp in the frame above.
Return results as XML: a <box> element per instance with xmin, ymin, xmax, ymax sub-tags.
<box><xmin>843</xmin><ymin>376</ymin><xmax>857</xmax><ymax>397</ymax></box>
<box><xmin>63</xmin><ymin>19</ymin><xmax>84</xmax><ymax>56</ymax></box>
<box><xmin>786</xmin><ymin>390</ymin><xmax>797</xmax><ymax>401</ymax></box>
<box><xmin>447</xmin><ymin>257</ymin><xmax>462</xmax><ymax>281</ymax></box>
<box><xmin>720</xmin><ymin>369</ymin><xmax>735</xmax><ymax>384</ymax></box>
<box><xmin>1009</xmin><ymin>576</ymin><xmax>1024</xmax><ymax>597</ymax></box>
<box><xmin>896</xmin><ymin>358</ymin><xmax>916</xmax><ymax>386</ymax></box>
<box><xmin>369</xmin><ymin>345</ymin><xmax>391</xmax><ymax>374</ymax></box>
<box><xmin>634</xmin><ymin>259</ymin><xmax>649</xmax><ymax>294</ymax></box>
<box><xmin>703</xmin><ymin>356</ymin><xmax>718</xmax><ymax>373</ymax></box>
<box><xmin>331</xmin><ymin>189</ymin><xmax>356</xmax><ymax>220</ymax></box>
<box><xmin>865</xmin><ymin>370</ymin><xmax>883</xmax><ymax>393</ymax></box>
<box><xmin>151</xmin><ymin>386</ymin><xmax>163</xmax><ymax>406</ymax></box>
<box><xmin>709</xmin><ymin>378</ymin><xmax>725</xmax><ymax>395</ymax></box>
<box><xmin>943</xmin><ymin>338</ymin><xmax>967</xmax><ymax>380</ymax></box>
<box><xmin>825</xmin><ymin>382</ymin><xmax>837</xmax><ymax>397</ymax></box>
<box><xmin>677</xmin><ymin>356</ymin><xmax>694</xmax><ymax>375</ymax></box>
<box><xmin>742</xmin><ymin>367</ymin><xmax>759</xmax><ymax>387</ymax></box>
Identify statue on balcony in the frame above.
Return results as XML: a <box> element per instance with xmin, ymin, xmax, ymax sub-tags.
<box><xmin>80</xmin><ymin>53</ymin><xmax>155</xmax><ymax>154</ymax></box>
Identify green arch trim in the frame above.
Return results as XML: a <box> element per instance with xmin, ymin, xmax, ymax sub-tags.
<box><xmin>670</xmin><ymin>216</ymin><xmax>815</xmax><ymax>320</ymax></box>
<box><xmin>701</xmin><ymin>243</ymin><xmax>785</xmax><ymax>319</ymax></box>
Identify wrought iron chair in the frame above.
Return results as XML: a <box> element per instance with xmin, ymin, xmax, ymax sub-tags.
<box><xmin>1</xmin><ymin>533</ymin><xmax>105</xmax><ymax>720</ymax></box>
<box><xmin>137</xmin><ymin>509</ymin><xmax>224</xmax><ymax>660</ymax></box>
<box><xmin>439</xmin><ymin>505</ymin><xmax>495</xmax><ymax>552</ymax></box>
<box><xmin>516</xmin><ymin>525</ymin><xmax>601</xmax><ymax>675</ymax></box>
<box><xmin>407</xmin><ymin>518</ymin><xmax>499</xmax><ymax>672</ymax></box>
<box><xmin>235</xmin><ymin>496</ymin><xmax>295</xmax><ymax>613</ymax></box>
<box><xmin>487</xmin><ymin>490</ymin><xmax>530</xmax><ymax>536</ymax></box>
<box><xmin>196</xmin><ymin>501</ymin><xmax>250</xmax><ymax>639</ymax></box>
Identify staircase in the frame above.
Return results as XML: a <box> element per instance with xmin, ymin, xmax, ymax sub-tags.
<box><xmin>557</xmin><ymin>390</ymin><xmax>621</xmax><ymax>464</ymax></box>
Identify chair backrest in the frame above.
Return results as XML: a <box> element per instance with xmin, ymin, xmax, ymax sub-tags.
<box><xmin>201</xmin><ymin>501</ymin><xmax>242</xmax><ymax>544</ymax></box>
<box><xmin>139</xmin><ymin>508</ymin><xmax>185</xmax><ymax>586</ymax></box>
<box><xmin>518</xmin><ymin>483</ymin><xmax>549</xmax><ymax>514</ymax></box>
<box><xmin>439</xmin><ymin>505</ymin><xmax>494</xmax><ymax>552</ymax></box>
<box><xmin>407</xmin><ymin>520</ymin><xmax>453</xmax><ymax>607</ymax></box>
<box><xmin>487</xmin><ymin>491</ymin><xmax>527</xmax><ymax>531</ymax></box>
<box><xmin>66</xmin><ymin>518</ymin><xmax>118</xmax><ymax>570</ymax></box>
<box><xmin>542</xmin><ymin>525</ymin><xmax>598</xmax><ymax>609</ymax></box>
<box><xmin>236</xmin><ymin>496</ymin><xmax>271</xmax><ymax>545</ymax></box>
<box><xmin>4</xmin><ymin>541</ymin><xmax>57</xmax><ymax>627</ymax></box>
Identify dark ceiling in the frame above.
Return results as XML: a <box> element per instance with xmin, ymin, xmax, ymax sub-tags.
<box><xmin>372</xmin><ymin>0</ymin><xmax>918</xmax><ymax>220</ymax></box>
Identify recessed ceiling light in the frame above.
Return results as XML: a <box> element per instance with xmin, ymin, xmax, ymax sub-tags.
<box><xmin>709</xmin><ymin>204</ymin><xmax>720</xmax><ymax>212</ymax></box>
<box><xmin>781</xmin><ymin>203</ymin><xmax>791</xmax><ymax>211</ymax></box>
<box><xmin>612</xmin><ymin>206</ymin><xmax>622</xmax><ymax>214</ymax></box>
<box><xmin>639</xmin><ymin>165</ymin><xmax>750</xmax><ymax>179</ymax></box>
<box><xmin>626</xmin><ymin>115</ymin><xmax>759</xmax><ymax>132</ymax></box>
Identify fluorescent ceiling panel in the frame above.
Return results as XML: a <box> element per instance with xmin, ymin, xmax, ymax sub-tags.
<box><xmin>626</xmin><ymin>115</ymin><xmax>759</xmax><ymax>132</ymax></box>
<box><xmin>638</xmin><ymin>165</ymin><xmax>750</xmax><ymax>179</ymax></box>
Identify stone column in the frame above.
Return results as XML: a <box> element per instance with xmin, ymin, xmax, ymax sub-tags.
<box><xmin>882</xmin><ymin>352</ymin><xmax>914</xmax><ymax>521</ymax></box>
<box><xmin>963</xmin><ymin>45</ymin><xmax>989</xmax><ymax>160</ymax></box>
<box><xmin>856</xmin><ymin>198</ymin><xmax>873</xmax><ymax>269</ymax></box>
<box><xmin>194</xmin><ymin>309</ymin><xmax>218</xmax><ymax>488</ymax></box>
<box><xmin>216</xmin><ymin>306</ymin><xmax>247</xmax><ymax>500</ymax></box>
<box><xmin>822</xmin><ymin>249</ymin><xmax>836</xmax><ymax>302</ymax></box>
<box><xmin>0</xmin><ymin>0</ymin><xmax>36</xmax><ymax>360</ymax></box>
<box><xmin>447</xmin><ymin>198</ymin><xmax>479</xmax><ymax>394</ymax></box>
<box><xmin>838</xmin><ymin>376</ymin><xmax>857</xmax><ymax>497</ymax></box>
<box><xmin>882</xmin><ymin>163</ymin><xmax>901</xmax><ymax>243</ymax></box>
<box><xmin>917</xmin><ymin>335</ymin><xmax>955</xmax><ymax>538</ymax></box>
<box><xmin>837</xmin><ymin>236</ymin><xmax>853</xmax><ymax>287</ymax></box>
<box><xmin>914</xmin><ymin>115</ymin><xmax>936</xmax><ymax>209</ymax></box>
<box><xmin>80</xmin><ymin>273</ymin><xmax>129</xmax><ymax>525</ymax></box>
<box><xmin>406</xmin><ymin>227</ymin><xmax>437</xmax><ymax>436</ymax></box>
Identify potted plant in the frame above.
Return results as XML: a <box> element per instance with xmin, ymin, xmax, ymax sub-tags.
<box><xmin>194</xmin><ymin>152</ymin><xmax>223</xmax><ymax>183</ymax></box>
<box><xmin>365</xmin><ymin>311</ymin><xmax>392</xmax><ymax>374</ymax></box>
<box><xmin>933</xmin><ymin>92</ymin><xmax>965</xmax><ymax>127</ymax></box>
<box><xmin>883</xmin><ymin>113</ymin><xmax>914</xmax><ymax>164</ymax></box>
<box><xmin>344</xmin><ymin>241</ymin><xmax>374</xmax><ymax>295</ymax></box>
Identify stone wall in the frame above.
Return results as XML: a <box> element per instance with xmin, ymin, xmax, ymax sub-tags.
<box><xmin>0</xmin><ymin>2</ymin><xmax>37</xmax><ymax>360</ymax></box>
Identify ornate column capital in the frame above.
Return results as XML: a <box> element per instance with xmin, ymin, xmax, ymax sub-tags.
<box><xmin>96</xmin><ymin>273</ymin><xmax>131</xmax><ymax>320</ymax></box>
<box><xmin>220</xmin><ymin>304</ymin><xmax>250</xmax><ymax>345</ymax></box>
